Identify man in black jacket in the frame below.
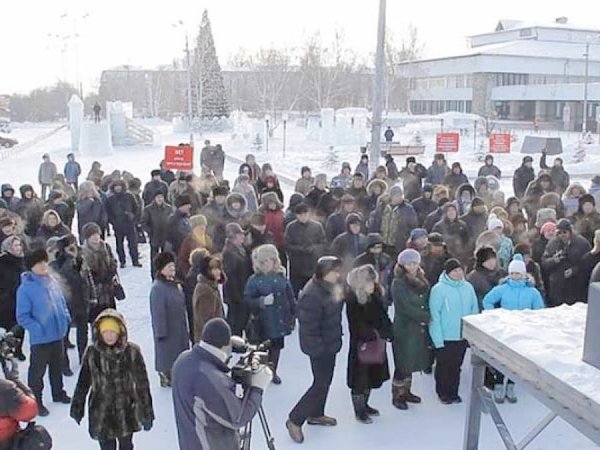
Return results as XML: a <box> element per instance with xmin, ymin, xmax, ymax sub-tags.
<box><xmin>105</xmin><ymin>180</ymin><xmax>141</xmax><ymax>268</ymax></box>
<box><xmin>287</xmin><ymin>257</ymin><xmax>343</xmax><ymax>444</ymax></box>
<box><xmin>142</xmin><ymin>170</ymin><xmax>169</xmax><ymax>207</ymax></box>
<box><xmin>142</xmin><ymin>192</ymin><xmax>174</xmax><ymax>278</ymax></box>
<box><xmin>284</xmin><ymin>204</ymin><xmax>327</xmax><ymax>296</ymax></box>
<box><xmin>166</xmin><ymin>195</ymin><xmax>192</xmax><ymax>256</ymax></box>
<box><xmin>513</xmin><ymin>156</ymin><xmax>535</xmax><ymax>199</ymax></box>
<box><xmin>541</xmin><ymin>219</ymin><xmax>592</xmax><ymax>306</ymax></box>
<box><xmin>411</xmin><ymin>184</ymin><xmax>437</xmax><ymax>227</ymax></box>
<box><xmin>222</xmin><ymin>223</ymin><xmax>252</xmax><ymax>337</ymax></box>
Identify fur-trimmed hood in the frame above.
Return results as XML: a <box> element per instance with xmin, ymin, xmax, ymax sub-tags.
<box><xmin>251</xmin><ymin>244</ymin><xmax>283</xmax><ymax>275</ymax></box>
<box><xmin>367</xmin><ymin>179</ymin><xmax>388</xmax><ymax>196</ymax></box>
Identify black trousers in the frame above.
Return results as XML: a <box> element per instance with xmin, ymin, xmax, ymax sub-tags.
<box><xmin>289</xmin><ymin>354</ymin><xmax>336</xmax><ymax>426</ymax></box>
<box><xmin>114</xmin><ymin>227</ymin><xmax>139</xmax><ymax>265</ymax></box>
<box><xmin>226</xmin><ymin>302</ymin><xmax>249</xmax><ymax>338</ymax></box>
<box><xmin>28</xmin><ymin>340</ymin><xmax>65</xmax><ymax>401</ymax></box>
<box><xmin>98</xmin><ymin>434</ymin><xmax>133</xmax><ymax>450</ymax></box>
<box><xmin>290</xmin><ymin>273</ymin><xmax>311</xmax><ymax>298</ymax></box>
<box><xmin>434</xmin><ymin>340</ymin><xmax>467</xmax><ymax>400</ymax></box>
<box><xmin>63</xmin><ymin>315</ymin><xmax>89</xmax><ymax>369</ymax></box>
<box><xmin>40</xmin><ymin>184</ymin><xmax>50</xmax><ymax>202</ymax></box>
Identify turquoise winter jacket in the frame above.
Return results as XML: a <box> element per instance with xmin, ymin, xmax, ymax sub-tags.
<box><xmin>482</xmin><ymin>278</ymin><xmax>545</xmax><ymax>311</ymax></box>
<box><xmin>428</xmin><ymin>273</ymin><xmax>479</xmax><ymax>349</ymax></box>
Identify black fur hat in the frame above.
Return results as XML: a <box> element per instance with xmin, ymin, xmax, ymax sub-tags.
<box><xmin>475</xmin><ymin>246</ymin><xmax>497</xmax><ymax>269</ymax></box>
<box><xmin>154</xmin><ymin>252</ymin><xmax>175</xmax><ymax>273</ymax></box>
<box><xmin>24</xmin><ymin>249</ymin><xmax>49</xmax><ymax>271</ymax></box>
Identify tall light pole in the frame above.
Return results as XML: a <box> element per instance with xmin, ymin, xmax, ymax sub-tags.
<box><xmin>583</xmin><ymin>39</ymin><xmax>590</xmax><ymax>135</ymax></box>
<box><xmin>282</xmin><ymin>112</ymin><xmax>289</xmax><ymax>158</ymax></box>
<box><xmin>173</xmin><ymin>20</ymin><xmax>194</xmax><ymax>146</ymax></box>
<box><xmin>370</xmin><ymin>0</ymin><xmax>386</xmax><ymax>172</ymax></box>
<box><xmin>265</xmin><ymin>114</ymin><xmax>271</xmax><ymax>153</ymax></box>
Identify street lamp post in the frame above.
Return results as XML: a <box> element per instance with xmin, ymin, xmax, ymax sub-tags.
<box><xmin>583</xmin><ymin>39</ymin><xmax>590</xmax><ymax>135</ymax></box>
<box><xmin>265</xmin><ymin>114</ymin><xmax>271</xmax><ymax>153</ymax></box>
<box><xmin>282</xmin><ymin>113</ymin><xmax>289</xmax><ymax>158</ymax></box>
<box><xmin>369</xmin><ymin>0</ymin><xmax>387</xmax><ymax>172</ymax></box>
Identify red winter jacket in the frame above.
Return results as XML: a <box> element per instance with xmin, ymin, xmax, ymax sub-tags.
<box><xmin>0</xmin><ymin>379</ymin><xmax>38</xmax><ymax>444</ymax></box>
<box><xmin>263</xmin><ymin>210</ymin><xmax>285</xmax><ymax>249</ymax></box>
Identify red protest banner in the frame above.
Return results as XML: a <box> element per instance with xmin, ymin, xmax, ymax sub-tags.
<box><xmin>489</xmin><ymin>133</ymin><xmax>511</xmax><ymax>153</ymax></box>
<box><xmin>436</xmin><ymin>133</ymin><xmax>460</xmax><ymax>152</ymax></box>
<box><xmin>164</xmin><ymin>145</ymin><xmax>194</xmax><ymax>171</ymax></box>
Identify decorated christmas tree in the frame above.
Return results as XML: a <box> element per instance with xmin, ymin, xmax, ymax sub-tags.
<box><xmin>193</xmin><ymin>10</ymin><xmax>230</xmax><ymax>118</ymax></box>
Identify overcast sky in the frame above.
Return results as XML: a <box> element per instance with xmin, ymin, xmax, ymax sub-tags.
<box><xmin>1</xmin><ymin>0</ymin><xmax>596</xmax><ymax>94</ymax></box>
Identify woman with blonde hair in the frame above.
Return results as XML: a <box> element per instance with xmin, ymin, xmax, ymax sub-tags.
<box><xmin>244</xmin><ymin>244</ymin><xmax>295</xmax><ymax>384</ymax></box>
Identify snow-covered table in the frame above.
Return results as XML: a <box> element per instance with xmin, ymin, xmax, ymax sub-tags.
<box><xmin>462</xmin><ymin>304</ymin><xmax>600</xmax><ymax>449</ymax></box>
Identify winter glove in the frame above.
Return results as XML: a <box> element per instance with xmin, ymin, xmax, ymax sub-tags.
<box><xmin>143</xmin><ymin>420</ymin><xmax>153</xmax><ymax>431</ymax></box>
<box><xmin>263</xmin><ymin>294</ymin><xmax>274</xmax><ymax>307</ymax></box>
<box><xmin>250</xmin><ymin>365</ymin><xmax>273</xmax><ymax>391</ymax></box>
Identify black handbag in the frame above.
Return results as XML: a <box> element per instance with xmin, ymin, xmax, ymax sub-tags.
<box><xmin>135</xmin><ymin>223</ymin><xmax>147</xmax><ymax>244</ymax></box>
<box><xmin>112</xmin><ymin>274</ymin><xmax>126</xmax><ymax>301</ymax></box>
<box><xmin>11</xmin><ymin>422</ymin><xmax>53</xmax><ymax>450</ymax></box>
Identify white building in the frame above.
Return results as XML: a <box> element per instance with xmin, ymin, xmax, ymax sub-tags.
<box><xmin>397</xmin><ymin>18</ymin><xmax>600</xmax><ymax>131</ymax></box>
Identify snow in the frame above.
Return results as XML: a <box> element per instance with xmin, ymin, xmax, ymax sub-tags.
<box><xmin>2</xmin><ymin>122</ymin><xmax>599</xmax><ymax>449</ymax></box>
<box><xmin>464</xmin><ymin>304</ymin><xmax>600</xmax><ymax>405</ymax></box>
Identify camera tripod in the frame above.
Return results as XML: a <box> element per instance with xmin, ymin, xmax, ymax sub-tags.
<box><xmin>240</xmin><ymin>404</ymin><xmax>275</xmax><ymax>450</ymax></box>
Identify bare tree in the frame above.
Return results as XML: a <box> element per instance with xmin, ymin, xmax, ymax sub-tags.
<box><xmin>229</xmin><ymin>46</ymin><xmax>302</xmax><ymax>119</ymax></box>
<box><xmin>299</xmin><ymin>31</ymin><xmax>367</xmax><ymax>110</ymax></box>
<box><xmin>385</xmin><ymin>24</ymin><xmax>425</xmax><ymax>112</ymax></box>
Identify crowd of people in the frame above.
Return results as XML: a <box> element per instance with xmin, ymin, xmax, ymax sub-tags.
<box><xmin>1</xmin><ymin>141</ymin><xmax>600</xmax><ymax>449</ymax></box>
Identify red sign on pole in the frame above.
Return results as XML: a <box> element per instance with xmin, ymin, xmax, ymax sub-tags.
<box><xmin>436</xmin><ymin>133</ymin><xmax>460</xmax><ymax>152</ymax></box>
<box><xmin>164</xmin><ymin>145</ymin><xmax>194</xmax><ymax>171</ymax></box>
<box><xmin>489</xmin><ymin>133</ymin><xmax>511</xmax><ymax>154</ymax></box>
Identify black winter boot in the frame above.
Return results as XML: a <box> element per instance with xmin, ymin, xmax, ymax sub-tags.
<box><xmin>392</xmin><ymin>380</ymin><xmax>408</xmax><ymax>410</ymax></box>
<box><xmin>405</xmin><ymin>378</ymin><xmax>422</xmax><ymax>404</ymax></box>
<box><xmin>364</xmin><ymin>389</ymin><xmax>380</xmax><ymax>416</ymax></box>
<box><xmin>352</xmin><ymin>394</ymin><xmax>373</xmax><ymax>424</ymax></box>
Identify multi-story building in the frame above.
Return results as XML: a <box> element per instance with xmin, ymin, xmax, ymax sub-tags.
<box><xmin>397</xmin><ymin>18</ymin><xmax>600</xmax><ymax>130</ymax></box>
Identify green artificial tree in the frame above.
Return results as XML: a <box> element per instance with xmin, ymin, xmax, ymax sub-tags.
<box><xmin>193</xmin><ymin>10</ymin><xmax>230</xmax><ymax>118</ymax></box>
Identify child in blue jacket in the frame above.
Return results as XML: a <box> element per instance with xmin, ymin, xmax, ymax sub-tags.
<box><xmin>483</xmin><ymin>254</ymin><xmax>544</xmax><ymax>403</ymax></box>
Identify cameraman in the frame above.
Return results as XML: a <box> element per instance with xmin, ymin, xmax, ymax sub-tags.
<box><xmin>172</xmin><ymin>318</ymin><xmax>272</xmax><ymax>450</ymax></box>
<box><xmin>0</xmin><ymin>360</ymin><xmax>39</xmax><ymax>450</ymax></box>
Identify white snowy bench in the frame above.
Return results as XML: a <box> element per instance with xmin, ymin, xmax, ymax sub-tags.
<box><xmin>462</xmin><ymin>304</ymin><xmax>600</xmax><ymax>449</ymax></box>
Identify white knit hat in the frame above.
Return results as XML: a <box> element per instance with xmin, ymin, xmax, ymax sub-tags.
<box><xmin>487</xmin><ymin>214</ymin><xmax>504</xmax><ymax>231</ymax></box>
<box><xmin>508</xmin><ymin>254</ymin><xmax>526</xmax><ymax>274</ymax></box>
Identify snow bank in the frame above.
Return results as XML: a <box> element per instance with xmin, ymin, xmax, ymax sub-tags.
<box><xmin>464</xmin><ymin>304</ymin><xmax>600</xmax><ymax>404</ymax></box>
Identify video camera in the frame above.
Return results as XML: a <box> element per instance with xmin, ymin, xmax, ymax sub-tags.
<box><xmin>230</xmin><ymin>336</ymin><xmax>271</xmax><ymax>388</ymax></box>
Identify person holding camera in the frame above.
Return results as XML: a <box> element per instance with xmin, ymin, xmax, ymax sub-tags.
<box><xmin>172</xmin><ymin>318</ymin><xmax>273</xmax><ymax>450</ymax></box>
<box><xmin>0</xmin><ymin>360</ymin><xmax>42</xmax><ymax>450</ymax></box>
<box><xmin>71</xmin><ymin>309</ymin><xmax>154</xmax><ymax>450</ymax></box>
<box><xmin>0</xmin><ymin>235</ymin><xmax>27</xmax><ymax>361</ymax></box>
<box><xmin>286</xmin><ymin>256</ymin><xmax>344</xmax><ymax>444</ymax></box>
<box><xmin>244</xmin><ymin>244</ymin><xmax>296</xmax><ymax>385</ymax></box>
<box><xmin>16</xmin><ymin>249</ymin><xmax>71</xmax><ymax>416</ymax></box>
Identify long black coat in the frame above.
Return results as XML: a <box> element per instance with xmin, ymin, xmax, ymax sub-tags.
<box><xmin>165</xmin><ymin>210</ymin><xmax>191</xmax><ymax>254</ymax></box>
<box><xmin>297</xmin><ymin>278</ymin><xmax>343</xmax><ymax>357</ymax></box>
<box><xmin>513</xmin><ymin>164</ymin><xmax>535</xmax><ymax>199</ymax></box>
<box><xmin>285</xmin><ymin>219</ymin><xmax>327</xmax><ymax>278</ymax></box>
<box><xmin>142</xmin><ymin>202</ymin><xmax>173</xmax><ymax>247</ymax></box>
<box><xmin>346</xmin><ymin>289</ymin><xmax>392</xmax><ymax>391</ymax></box>
<box><xmin>0</xmin><ymin>253</ymin><xmax>25</xmax><ymax>331</ymax></box>
<box><xmin>411</xmin><ymin>196</ymin><xmax>437</xmax><ymax>227</ymax></box>
<box><xmin>77</xmin><ymin>198</ymin><xmax>107</xmax><ymax>241</ymax></box>
<box><xmin>81</xmin><ymin>241</ymin><xmax>118</xmax><ymax>322</ymax></box>
<box><xmin>71</xmin><ymin>310</ymin><xmax>154</xmax><ymax>442</ymax></box>
<box><xmin>106</xmin><ymin>192</ymin><xmax>139</xmax><ymax>232</ymax></box>
<box><xmin>222</xmin><ymin>240</ymin><xmax>252</xmax><ymax>306</ymax></box>
<box><xmin>50</xmin><ymin>253</ymin><xmax>91</xmax><ymax>319</ymax></box>
<box><xmin>542</xmin><ymin>235</ymin><xmax>592</xmax><ymax>306</ymax></box>
<box><xmin>142</xmin><ymin>180</ymin><xmax>169</xmax><ymax>206</ymax></box>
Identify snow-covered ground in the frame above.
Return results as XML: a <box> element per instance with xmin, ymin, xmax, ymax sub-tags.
<box><xmin>2</xmin><ymin>121</ymin><xmax>599</xmax><ymax>449</ymax></box>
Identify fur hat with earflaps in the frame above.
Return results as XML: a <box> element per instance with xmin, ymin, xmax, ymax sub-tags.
<box><xmin>346</xmin><ymin>264</ymin><xmax>379</xmax><ymax>304</ymax></box>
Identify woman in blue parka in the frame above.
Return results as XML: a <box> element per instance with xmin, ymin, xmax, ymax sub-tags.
<box><xmin>244</xmin><ymin>244</ymin><xmax>296</xmax><ymax>385</ymax></box>
<box><xmin>483</xmin><ymin>253</ymin><xmax>544</xmax><ymax>403</ymax></box>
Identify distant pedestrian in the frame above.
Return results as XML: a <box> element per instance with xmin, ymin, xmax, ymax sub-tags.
<box><xmin>38</xmin><ymin>154</ymin><xmax>57</xmax><ymax>202</ymax></box>
<box><xmin>93</xmin><ymin>102</ymin><xmax>101</xmax><ymax>123</ymax></box>
<box><xmin>384</xmin><ymin>126</ymin><xmax>395</xmax><ymax>143</ymax></box>
<box><xmin>64</xmin><ymin>153</ymin><xmax>82</xmax><ymax>191</ymax></box>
